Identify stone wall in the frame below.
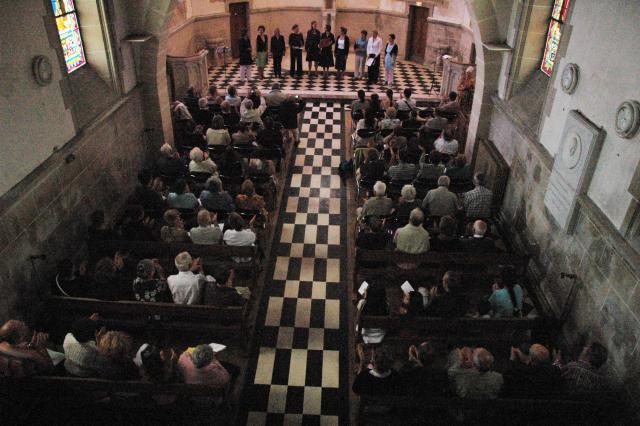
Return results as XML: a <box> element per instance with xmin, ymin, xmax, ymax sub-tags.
<box><xmin>0</xmin><ymin>89</ymin><xmax>148</xmax><ymax>323</ymax></box>
<box><xmin>425</xmin><ymin>18</ymin><xmax>475</xmax><ymax>67</ymax></box>
<box><xmin>489</xmin><ymin>97</ymin><xmax>640</xmax><ymax>412</ymax></box>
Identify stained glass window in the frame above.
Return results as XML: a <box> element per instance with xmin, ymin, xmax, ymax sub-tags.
<box><xmin>51</xmin><ymin>0</ymin><xmax>86</xmax><ymax>73</ymax></box>
<box><xmin>541</xmin><ymin>0</ymin><xmax>571</xmax><ymax>77</ymax></box>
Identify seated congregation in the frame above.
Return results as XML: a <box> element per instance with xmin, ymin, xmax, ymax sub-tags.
<box><xmin>1</xmin><ymin>83</ymin><xmax>303</xmax><ymax>417</ymax></box>
<box><xmin>347</xmin><ymin>86</ymin><xmax>619</xmax><ymax>423</ymax></box>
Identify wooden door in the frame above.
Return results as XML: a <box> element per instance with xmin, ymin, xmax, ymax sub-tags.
<box><xmin>229</xmin><ymin>2</ymin><xmax>249</xmax><ymax>59</ymax></box>
<box><xmin>407</xmin><ymin>6</ymin><xmax>429</xmax><ymax>62</ymax></box>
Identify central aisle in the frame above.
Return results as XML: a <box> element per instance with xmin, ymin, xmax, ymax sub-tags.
<box><xmin>241</xmin><ymin>102</ymin><xmax>349</xmax><ymax>425</ymax></box>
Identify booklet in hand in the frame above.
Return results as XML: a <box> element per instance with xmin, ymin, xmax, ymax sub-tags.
<box><xmin>358</xmin><ymin>281</ymin><xmax>369</xmax><ymax>296</ymax></box>
<box><xmin>401</xmin><ymin>281</ymin><xmax>415</xmax><ymax>294</ymax></box>
<box><xmin>209</xmin><ymin>343</ymin><xmax>227</xmax><ymax>353</ymax></box>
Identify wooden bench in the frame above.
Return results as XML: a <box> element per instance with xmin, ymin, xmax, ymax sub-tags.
<box><xmin>101</xmin><ymin>240</ymin><xmax>261</xmax><ymax>283</ymax></box>
<box><xmin>359</xmin><ymin>315</ymin><xmax>559</xmax><ymax>347</ymax></box>
<box><xmin>46</xmin><ymin>296</ymin><xmax>249</xmax><ymax>345</ymax></box>
<box><xmin>357</xmin><ymin>394</ymin><xmax>621</xmax><ymax>425</ymax></box>
<box><xmin>354</xmin><ymin>249</ymin><xmax>530</xmax><ymax>291</ymax></box>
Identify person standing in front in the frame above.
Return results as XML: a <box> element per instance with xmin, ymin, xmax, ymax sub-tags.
<box><xmin>319</xmin><ymin>24</ymin><xmax>335</xmax><ymax>78</ymax></box>
<box><xmin>255</xmin><ymin>25</ymin><xmax>268</xmax><ymax>80</ymax></box>
<box><xmin>334</xmin><ymin>27</ymin><xmax>350</xmax><ymax>80</ymax></box>
<box><xmin>367</xmin><ymin>30</ymin><xmax>383</xmax><ymax>85</ymax></box>
<box><xmin>305</xmin><ymin>21</ymin><xmax>321</xmax><ymax>77</ymax></box>
<box><xmin>289</xmin><ymin>24</ymin><xmax>304</xmax><ymax>78</ymax></box>
<box><xmin>353</xmin><ymin>30</ymin><xmax>368</xmax><ymax>80</ymax></box>
<box><xmin>238</xmin><ymin>28</ymin><xmax>252</xmax><ymax>86</ymax></box>
<box><xmin>383</xmin><ymin>33</ymin><xmax>399</xmax><ymax>87</ymax></box>
<box><xmin>270</xmin><ymin>28</ymin><xmax>285</xmax><ymax>78</ymax></box>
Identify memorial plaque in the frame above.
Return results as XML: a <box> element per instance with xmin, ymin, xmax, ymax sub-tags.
<box><xmin>544</xmin><ymin>110</ymin><xmax>605</xmax><ymax>233</ymax></box>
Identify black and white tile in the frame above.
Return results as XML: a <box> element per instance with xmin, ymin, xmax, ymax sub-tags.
<box><xmin>240</xmin><ymin>102</ymin><xmax>348</xmax><ymax>425</ymax></box>
<box><xmin>209</xmin><ymin>61</ymin><xmax>441</xmax><ymax>100</ymax></box>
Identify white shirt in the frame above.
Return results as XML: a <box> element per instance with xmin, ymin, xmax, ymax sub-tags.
<box><xmin>337</xmin><ymin>38</ymin><xmax>345</xmax><ymax>49</ymax></box>
<box><xmin>167</xmin><ymin>271</ymin><xmax>204</xmax><ymax>304</ymax></box>
<box><xmin>223</xmin><ymin>229</ymin><xmax>257</xmax><ymax>263</ymax></box>
<box><xmin>367</xmin><ymin>36</ymin><xmax>382</xmax><ymax>57</ymax></box>
<box><xmin>223</xmin><ymin>229</ymin><xmax>256</xmax><ymax>246</ymax></box>
<box><xmin>435</xmin><ymin>137</ymin><xmax>459</xmax><ymax>155</ymax></box>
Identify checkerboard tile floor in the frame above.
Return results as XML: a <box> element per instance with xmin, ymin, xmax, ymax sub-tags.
<box><xmin>241</xmin><ymin>102</ymin><xmax>347</xmax><ymax>425</ymax></box>
<box><xmin>209</xmin><ymin>60</ymin><xmax>441</xmax><ymax>100</ymax></box>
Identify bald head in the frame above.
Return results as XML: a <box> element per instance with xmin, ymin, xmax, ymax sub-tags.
<box><xmin>0</xmin><ymin>320</ymin><xmax>30</xmax><ymax>345</ymax></box>
<box><xmin>529</xmin><ymin>344</ymin><xmax>550</xmax><ymax>365</ymax></box>
<box><xmin>473</xmin><ymin>220</ymin><xmax>487</xmax><ymax>237</ymax></box>
<box><xmin>472</xmin><ymin>348</ymin><xmax>494</xmax><ymax>372</ymax></box>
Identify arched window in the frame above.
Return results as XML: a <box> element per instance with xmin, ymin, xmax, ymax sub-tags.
<box><xmin>540</xmin><ymin>0</ymin><xmax>571</xmax><ymax>76</ymax></box>
<box><xmin>51</xmin><ymin>0</ymin><xmax>86</xmax><ymax>73</ymax></box>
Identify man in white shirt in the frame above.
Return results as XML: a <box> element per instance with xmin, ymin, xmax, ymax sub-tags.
<box><xmin>167</xmin><ymin>251</ymin><xmax>205</xmax><ymax>304</ymax></box>
<box><xmin>366</xmin><ymin>30</ymin><xmax>383</xmax><ymax>84</ymax></box>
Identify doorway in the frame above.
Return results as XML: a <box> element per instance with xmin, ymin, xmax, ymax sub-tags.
<box><xmin>229</xmin><ymin>2</ymin><xmax>249</xmax><ymax>59</ymax></box>
<box><xmin>407</xmin><ymin>5</ymin><xmax>429</xmax><ymax>62</ymax></box>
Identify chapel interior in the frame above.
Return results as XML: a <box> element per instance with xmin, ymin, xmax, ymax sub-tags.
<box><xmin>1</xmin><ymin>0</ymin><xmax>639</xmax><ymax>425</ymax></box>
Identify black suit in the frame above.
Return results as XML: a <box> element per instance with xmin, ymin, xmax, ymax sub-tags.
<box><xmin>462</xmin><ymin>236</ymin><xmax>498</xmax><ymax>253</ymax></box>
<box><xmin>289</xmin><ymin>33</ymin><xmax>304</xmax><ymax>77</ymax></box>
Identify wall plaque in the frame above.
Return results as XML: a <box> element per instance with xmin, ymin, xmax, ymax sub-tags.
<box><xmin>544</xmin><ymin>110</ymin><xmax>605</xmax><ymax>233</ymax></box>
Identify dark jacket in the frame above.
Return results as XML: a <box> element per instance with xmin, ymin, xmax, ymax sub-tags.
<box><xmin>334</xmin><ymin>36</ymin><xmax>350</xmax><ymax>55</ymax></box>
<box><xmin>256</xmin><ymin>35</ymin><xmax>268</xmax><ymax>53</ymax></box>
<box><xmin>289</xmin><ymin>32</ymin><xmax>304</xmax><ymax>50</ymax></box>
<box><xmin>424</xmin><ymin>292</ymin><xmax>466</xmax><ymax>317</ymax></box>
<box><xmin>280</xmin><ymin>99</ymin><xmax>305</xmax><ymax>130</ymax></box>
<box><xmin>462</xmin><ymin>236</ymin><xmax>499</xmax><ymax>253</ymax></box>
<box><xmin>271</xmin><ymin>35</ymin><xmax>285</xmax><ymax>57</ymax></box>
<box><xmin>396</xmin><ymin>364</ymin><xmax>450</xmax><ymax>396</ymax></box>
<box><xmin>156</xmin><ymin>156</ymin><xmax>186</xmax><ymax>179</ymax></box>
<box><xmin>430</xmin><ymin>236</ymin><xmax>464</xmax><ymax>252</ymax></box>
<box><xmin>359</xmin><ymin>159</ymin><xmax>386</xmax><ymax>182</ymax></box>
<box><xmin>239</xmin><ymin>37</ymin><xmax>252</xmax><ymax>65</ymax></box>
<box><xmin>203</xmin><ymin>284</ymin><xmax>245</xmax><ymax>307</ymax></box>
<box><xmin>352</xmin><ymin>369</ymin><xmax>398</xmax><ymax>396</ymax></box>
<box><xmin>501</xmin><ymin>362</ymin><xmax>563</xmax><ymax>399</ymax></box>
<box><xmin>356</xmin><ymin>230</ymin><xmax>390</xmax><ymax>250</ymax></box>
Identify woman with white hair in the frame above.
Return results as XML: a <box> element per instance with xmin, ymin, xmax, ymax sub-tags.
<box><xmin>188</xmin><ymin>147</ymin><xmax>218</xmax><ymax>175</ymax></box>
<box><xmin>156</xmin><ymin>143</ymin><xmax>186</xmax><ymax>179</ymax></box>
<box><xmin>240</xmin><ymin>97</ymin><xmax>267</xmax><ymax>126</ymax></box>
<box><xmin>394</xmin><ymin>184</ymin><xmax>420</xmax><ymax>220</ymax></box>
<box><xmin>167</xmin><ymin>251</ymin><xmax>205</xmax><ymax>304</ymax></box>
<box><xmin>359</xmin><ymin>181</ymin><xmax>393</xmax><ymax>219</ymax></box>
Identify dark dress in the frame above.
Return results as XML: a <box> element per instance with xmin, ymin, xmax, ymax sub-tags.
<box><xmin>334</xmin><ymin>35</ymin><xmax>350</xmax><ymax>71</ymax></box>
<box><xmin>305</xmin><ymin>28</ymin><xmax>321</xmax><ymax>62</ymax></box>
<box><xmin>319</xmin><ymin>32</ymin><xmax>335</xmax><ymax>67</ymax></box>
<box><xmin>238</xmin><ymin>37</ymin><xmax>252</xmax><ymax>66</ymax></box>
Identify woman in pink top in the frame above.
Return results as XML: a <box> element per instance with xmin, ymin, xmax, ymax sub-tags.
<box><xmin>177</xmin><ymin>345</ymin><xmax>230</xmax><ymax>387</ymax></box>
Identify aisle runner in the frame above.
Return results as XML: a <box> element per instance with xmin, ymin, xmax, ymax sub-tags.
<box><xmin>240</xmin><ymin>102</ymin><xmax>348</xmax><ymax>425</ymax></box>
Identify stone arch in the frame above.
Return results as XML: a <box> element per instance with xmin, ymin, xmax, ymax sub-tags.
<box><xmin>462</xmin><ymin>0</ymin><xmax>505</xmax><ymax>158</ymax></box>
<box><xmin>139</xmin><ymin>0</ymin><xmax>175</xmax><ymax>146</ymax></box>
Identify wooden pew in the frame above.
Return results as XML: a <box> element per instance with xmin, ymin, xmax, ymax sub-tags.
<box><xmin>46</xmin><ymin>296</ymin><xmax>249</xmax><ymax>346</ymax></box>
<box><xmin>357</xmin><ymin>394</ymin><xmax>620</xmax><ymax>425</ymax></box>
<box><xmin>354</xmin><ymin>249</ymin><xmax>530</xmax><ymax>291</ymax></box>
<box><xmin>3</xmin><ymin>375</ymin><xmax>229</xmax><ymax>398</ymax></box>
<box><xmin>101</xmin><ymin>240</ymin><xmax>260</xmax><ymax>284</ymax></box>
<box><xmin>359</xmin><ymin>315</ymin><xmax>560</xmax><ymax>347</ymax></box>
